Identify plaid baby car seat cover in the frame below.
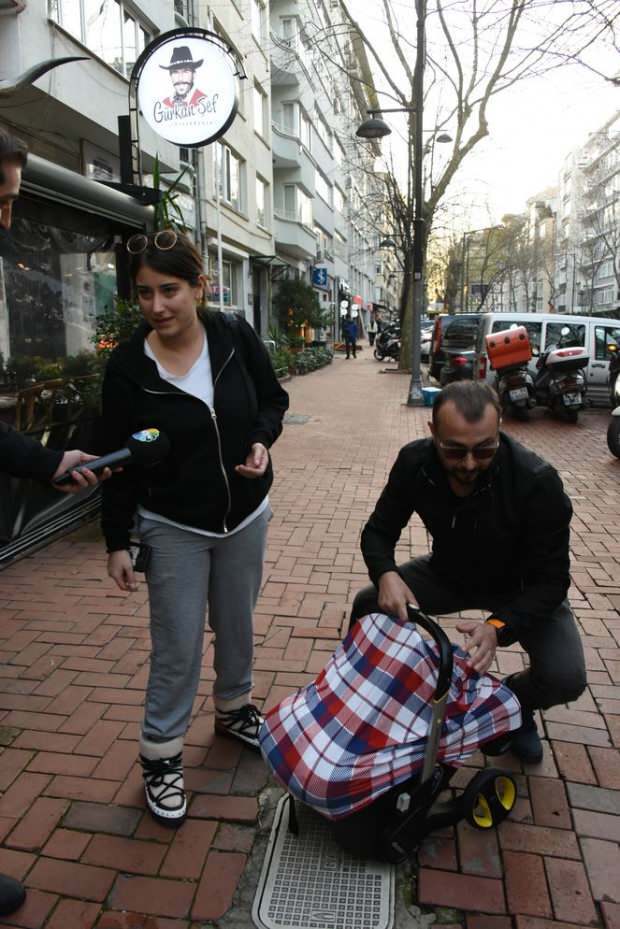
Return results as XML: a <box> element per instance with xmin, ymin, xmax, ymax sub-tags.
<box><xmin>260</xmin><ymin>612</ymin><xmax>521</xmax><ymax>820</ymax></box>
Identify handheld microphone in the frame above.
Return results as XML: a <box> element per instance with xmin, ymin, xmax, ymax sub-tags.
<box><xmin>53</xmin><ymin>428</ymin><xmax>170</xmax><ymax>486</ymax></box>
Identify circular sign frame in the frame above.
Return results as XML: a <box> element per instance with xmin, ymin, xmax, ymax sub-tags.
<box><xmin>131</xmin><ymin>28</ymin><xmax>241</xmax><ymax>148</ymax></box>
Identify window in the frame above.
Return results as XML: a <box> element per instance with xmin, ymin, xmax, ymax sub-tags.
<box><xmin>283</xmin><ymin>186</ymin><xmax>312</xmax><ymax>226</ymax></box>
<box><xmin>281</xmin><ymin>102</ymin><xmax>296</xmax><ymax>134</ymax></box>
<box><xmin>251</xmin><ymin>0</ymin><xmax>265</xmax><ymax>42</ymax></box>
<box><xmin>334</xmin><ymin>138</ymin><xmax>346</xmax><ymax>166</ymax></box>
<box><xmin>594</xmin><ymin>325</ymin><xmax>620</xmax><ymax>360</ymax></box>
<box><xmin>253</xmin><ymin>85</ymin><xmax>267</xmax><ymax>137</ymax></box>
<box><xmin>300</xmin><ymin>110</ymin><xmax>311</xmax><ymax>151</ymax></box>
<box><xmin>215</xmin><ymin>143</ymin><xmax>245</xmax><ymax>212</ymax></box>
<box><xmin>545</xmin><ymin>322</ymin><xmax>586</xmax><ymax>349</ymax></box>
<box><xmin>314</xmin><ymin>108</ymin><xmax>332</xmax><ymax>153</ymax></box>
<box><xmin>207</xmin><ymin>256</ymin><xmax>240</xmax><ymax>307</ymax></box>
<box><xmin>50</xmin><ymin>0</ymin><xmax>151</xmax><ymax>78</ymax></box>
<box><xmin>256</xmin><ymin>176</ymin><xmax>268</xmax><ymax>227</ymax></box>
<box><xmin>315</xmin><ymin>171</ymin><xmax>332</xmax><ymax>206</ymax></box>
<box><xmin>334</xmin><ymin>186</ymin><xmax>345</xmax><ymax>213</ymax></box>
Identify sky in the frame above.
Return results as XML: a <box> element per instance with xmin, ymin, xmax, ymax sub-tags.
<box><xmin>349</xmin><ymin>0</ymin><xmax>619</xmax><ymax>231</ymax></box>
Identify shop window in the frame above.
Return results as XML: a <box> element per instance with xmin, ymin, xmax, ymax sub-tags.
<box><xmin>207</xmin><ymin>255</ymin><xmax>240</xmax><ymax>307</ymax></box>
<box><xmin>50</xmin><ymin>0</ymin><xmax>152</xmax><ymax>78</ymax></box>
<box><xmin>0</xmin><ymin>195</ymin><xmax>120</xmax><ymax>440</ymax></box>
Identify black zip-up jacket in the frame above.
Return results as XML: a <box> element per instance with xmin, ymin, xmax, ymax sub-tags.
<box><xmin>0</xmin><ymin>425</ymin><xmax>62</xmax><ymax>481</ymax></box>
<box><xmin>99</xmin><ymin>311</ymin><xmax>289</xmax><ymax>552</ymax></box>
<box><xmin>361</xmin><ymin>433</ymin><xmax>572</xmax><ymax>639</ymax></box>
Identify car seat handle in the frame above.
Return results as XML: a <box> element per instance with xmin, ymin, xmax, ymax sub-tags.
<box><xmin>407</xmin><ymin>604</ymin><xmax>453</xmax><ymax>701</ymax></box>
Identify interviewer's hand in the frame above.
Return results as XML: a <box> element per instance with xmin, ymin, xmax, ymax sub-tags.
<box><xmin>377</xmin><ymin>571</ymin><xmax>418</xmax><ymax>622</ymax></box>
<box><xmin>235</xmin><ymin>443</ymin><xmax>269</xmax><ymax>479</ymax></box>
<box><xmin>457</xmin><ymin>620</ymin><xmax>497</xmax><ymax>674</ymax></box>
<box><xmin>52</xmin><ymin>451</ymin><xmax>112</xmax><ymax>494</ymax></box>
<box><xmin>107</xmin><ymin>550</ymin><xmax>138</xmax><ymax>593</ymax></box>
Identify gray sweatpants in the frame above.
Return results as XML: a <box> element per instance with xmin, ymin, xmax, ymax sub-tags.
<box><xmin>138</xmin><ymin>507</ymin><xmax>270</xmax><ymax>743</ymax></box>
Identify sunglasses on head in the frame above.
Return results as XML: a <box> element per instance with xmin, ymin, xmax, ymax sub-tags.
<box><xmin>126</xmin><ymin>230</ymin><xmax>178</xmax><ymax>254</ymax></box>
<box><xmin>437</xmin><ymin>441</ymin><xmax>499</xmax><ymax>461</ymax></box>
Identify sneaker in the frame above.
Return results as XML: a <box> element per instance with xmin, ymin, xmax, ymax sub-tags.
<box><xmin>139</xmin><ymin>736</ymin><xmax>186</xmax><ymax>826</ymax></box>
<box><xmin>510</xmin><ymin>711</ymin><xmax>543</xmax><ymax>765</ymax></box>
<box><xmin>0</xmin><ymin>874</ymin><xmax>25</xmax><ymax>917</ymax></box>
<box><xmin>214</xmin><ymin>703</ymin><xmax>264</xmax><ymax>750</ymax></box>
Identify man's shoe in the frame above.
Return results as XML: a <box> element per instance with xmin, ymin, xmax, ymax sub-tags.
<box><xmin>139</xmin><ymin>735</ymin><xmax>186</xmax><ymax>826</ymax></box>
<box><xmin>215</xmin><ymin>703</ymin><xmax>264</xmax><ymax>750</ymax></box>
<box><xmin>510</xmin><ymin>712</ymin><xmax>543</xmax><ymax>764</ymax></box>
<box><xmin>0</xmin><ymin>874</ymin><xmax>26</xmax><ymax>916</ymax></box>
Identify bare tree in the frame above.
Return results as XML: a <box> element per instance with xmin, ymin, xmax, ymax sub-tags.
<box><xmin>305</xmin><ymin>0</ymin><xmax>619</xmax><ymax>367</ymax></box>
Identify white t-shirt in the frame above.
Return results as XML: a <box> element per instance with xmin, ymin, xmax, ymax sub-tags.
<box><xmin>137</xmin><ymin>334</ymin><xmax>269</xmax><ymax>538</ymax></box>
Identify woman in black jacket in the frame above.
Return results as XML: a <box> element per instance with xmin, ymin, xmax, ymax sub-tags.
<box><xmin>101</xmin><ymin>230</ymin><xmax>288</xmax><ymax>825</ymax></box>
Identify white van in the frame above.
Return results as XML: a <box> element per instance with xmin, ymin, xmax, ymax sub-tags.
<box><xmin>475</xmin><ymin>312</ymin><xmax>620</xmax><ymax>406</ymax></box>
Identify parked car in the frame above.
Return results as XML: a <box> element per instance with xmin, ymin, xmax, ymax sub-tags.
<box><xmin>420</xmin><ymin>323</ymin><xmax>433</xmax><ymax>361</ymax></box>
<box><xmin>608</xmin><ymin>342</ymin><xmax>620</xmax><ymax>457</ymax></box>
<box><xmin>475</xmin><ymin>312</ymin><xmax>620</xmax><ymax>407</ymax></box>
<box><xmin>429</xmin><ymin>313</ymin><xmax>483</xmax><ymax>383</ymax></box>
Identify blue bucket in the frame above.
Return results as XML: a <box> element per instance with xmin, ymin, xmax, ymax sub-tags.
<box><xmin>422</xmin><ymin>387</ymin><xmax>441</xmax><ymax>407</ymax></box>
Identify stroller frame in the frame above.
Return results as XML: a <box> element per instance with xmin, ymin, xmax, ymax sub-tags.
<box><xmin>288</xmin><ymin>605</ymin><xmax>517</xmax><ymax>864</ymax></box>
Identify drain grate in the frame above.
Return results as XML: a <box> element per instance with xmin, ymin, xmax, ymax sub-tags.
<box><xmin>252</xmin><ymin>796</ymin><xmax>394</xmax><ymax>929</ymax></box>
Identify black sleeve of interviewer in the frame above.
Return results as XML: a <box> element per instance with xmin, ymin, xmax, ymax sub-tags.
<box><xmin>361</xmin><ymin>446</ymin><xmax>417</xmax><ymax>586</ymax></box>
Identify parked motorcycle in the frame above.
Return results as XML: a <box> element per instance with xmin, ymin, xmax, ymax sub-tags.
<box><xmin>533</xmin><ymin>325</ymin><xmax>589</xmax><ymax>424</ymax></box>
<box><xmin>374</xmin><ymin>324</ymin><xmax>401</xmax><ymax>362</ymax></box>
<box><xmin>607</xmin><ymin>343</ymin><xmax>620</xmax><ymax>458</ymax></box>
<box><xmin>486</xmin><ymin>326</ymin><xmax>535</xmax><ymax>420</ymax></box>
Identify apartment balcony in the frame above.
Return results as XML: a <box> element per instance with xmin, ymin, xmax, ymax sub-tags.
<box><xmin>313</xmin><ymin>195</ymin><xmax>335</xmax><ymax>235</ymax></box>
<box><xmin>270</xmin><ymin>33</ymin><xmax>310</xmax><ymax>86</ymax></box>
<box><xmin>272</xmin><ymin>125</ymin><xmax>315</xmax><ymax>192</ymax></box>
<box><xmin>274</xmin><ymin>211</ymin><xmax>317</xmax><ymax>260</ymax></box>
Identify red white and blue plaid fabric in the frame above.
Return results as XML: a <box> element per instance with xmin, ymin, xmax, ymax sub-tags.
<box><xmin>260</xmin><ymin>612</ymin><xmax>521</xmax><ymax>820</ymax></box>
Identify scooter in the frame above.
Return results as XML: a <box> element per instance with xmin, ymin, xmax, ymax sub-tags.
<box><xmin>374</xmin><ymin>324</ymin><xmax>401</xmax><ymax>362</ymax></box>
<box><xmin>533</xmin><ymin>326</ymin><xmax>589</xmax><ymax>424</ymax></box>
<box><xmin>607</xmin><ymin>343</ymin><xmax>620</xmax><ymax>458</ymax></box>
<box><xmin>486</xmin><ymin>326</ymin><xmax>535</xmax><ymax>421</ymax></box>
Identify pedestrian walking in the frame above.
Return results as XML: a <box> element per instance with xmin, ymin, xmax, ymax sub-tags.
<box><xmin>342</xmin><ymin>313</ymin><xmax>358</xmax><ymax>359</ymax></box>
<box><xmin>367</xmin><ymin>313</ymin><xmax>378</xmax><ymax>347</ymax></box>
<box><xmin>351</xmin><ymin>380</ymin><xmax>586</xmax><ymax>765</ymax></box>
<box><xmin>101</xmin><ymin>230</ymin><xmax>289</xmax><ymax>826</ymax></box>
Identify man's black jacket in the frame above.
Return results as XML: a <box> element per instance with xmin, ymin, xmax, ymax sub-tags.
<box><xmin>99</xmin><ymin>310</ymin><xmax>289</xmax><ymax>552</ymax></box>
<box><xmin>361</xmin><ymin>433</ymin><xmax>572</xmax><ymax>639</ymax></box>
<box><xmin>0</xmin><ymin>425</ymin><xmax>62</xmax><ymax>481</ymax></box>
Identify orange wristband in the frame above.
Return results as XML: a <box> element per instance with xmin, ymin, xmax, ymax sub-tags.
<box><xmin>486</xmin><ymin>618</ymin><xmax>506</xmax><ymax>631</ymax></box>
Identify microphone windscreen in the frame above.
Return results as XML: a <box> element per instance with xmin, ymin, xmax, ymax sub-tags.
<box><xmin>126</xmin><ymin>428</ymin><xmax>170</xmax><ymax>466</ymax></box>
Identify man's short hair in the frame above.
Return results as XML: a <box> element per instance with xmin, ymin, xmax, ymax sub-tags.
<box><xmin>0</xmin><ymin>126</ymin><xmax>28</xmax><ymax>185</ymax></box>
<box><xmin>432</xmin><ymin>381</ymin><xmax>501</xmax><ymax>427</ymax></box>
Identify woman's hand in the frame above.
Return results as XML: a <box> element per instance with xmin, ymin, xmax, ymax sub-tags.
<box><xmin>107</xmin><ymin>550</ymin><xmax>138</xmax><ymax>592</ymax></box>
<box><xmin>235</xmin><ymin>443</ymin><xmax>269</xmax><ymax>479</ymax></box>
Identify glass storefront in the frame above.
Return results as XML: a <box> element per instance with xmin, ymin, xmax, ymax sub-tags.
<box><xmin>0</xmin><ymin>186</ymin><xmax>143</xmax><ymax>560</ymax></box>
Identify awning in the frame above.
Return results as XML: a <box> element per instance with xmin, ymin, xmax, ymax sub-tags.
<box><xmin>250</xmin><ymin>254</ymin><xmax>291</xmax><ymax>279</ymax></box>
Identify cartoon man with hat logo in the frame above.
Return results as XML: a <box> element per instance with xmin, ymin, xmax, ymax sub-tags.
<box><xmin>160</xmin><ymin>46</ymin><xmax>206</xmax><ymax>108</ymax></box>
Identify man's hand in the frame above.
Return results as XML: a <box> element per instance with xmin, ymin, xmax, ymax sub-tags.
<box><xmin>107</xmin><ymin>550</ymin><xmax>138</xmax><ymax>593</ymax></box>
<box><xmin>377</xmin><ymin>571</ymin><xmax>418</xmax><ymax>622</ymax></box>
<box><xmin>235</xmin><ymin>443</ymin><xmax>269</xmax><ymax>479</ymax></box>
<box><xmin>52</xmin><ymin>451</ymin><xmax>112</xmax><ymax>494</ymax></box>
<box><xmin>457</xmin><ymin>620</ymin><xmax>497</xmax><ymax>674</ymax></box>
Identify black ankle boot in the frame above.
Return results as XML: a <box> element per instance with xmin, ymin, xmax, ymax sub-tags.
<box><xmin>0</xmin><ymin>874</ymin><xmax>25</xmax><ymax>916</ymax></box>
<box><xmin>510</xmin><ymin>711</ymin><xmax>543</xmax><ymax>764</ymax></box>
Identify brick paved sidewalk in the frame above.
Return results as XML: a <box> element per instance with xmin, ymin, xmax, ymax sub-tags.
<box><xmin>0</xmin><ymin>347</ymin><xmax>618</xmax><ymax>929</ymax></box>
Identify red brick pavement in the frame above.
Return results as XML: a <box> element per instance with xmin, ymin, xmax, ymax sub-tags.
<box><xmin>0</xmin><ymin>349</ymin><xmax>618</xmax><ymax>928</ymax></box>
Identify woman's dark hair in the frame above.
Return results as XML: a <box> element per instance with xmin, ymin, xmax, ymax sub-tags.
<box><xmin>0</xmin><ymin>127</ymin><xmax>28</xmax><ymax>184</ymax></box>
<box><xmin>432</xmin><ymin>381</ymin><xmax>501</xmax><ymax>427</ymax></box>
<box><xmin>128</xmin><ymin>231</ymin><xmax>205</xmax><ymax>288</ymax></box>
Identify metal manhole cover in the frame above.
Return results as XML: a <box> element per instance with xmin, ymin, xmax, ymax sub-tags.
<box><xmin>284</xmin><ymin>413</ymin><xmax>311</xmax><ymax>424</ymax></box>
<box><xmin>252</xmin><ymin>795</ymin><xmax>394</xmax><ymax>929</ymax></box>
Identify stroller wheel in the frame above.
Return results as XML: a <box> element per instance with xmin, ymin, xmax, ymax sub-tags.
<box><xmin>462</xmin><ymin>769</ymin><xmax>517</xmax><ymax>830</ymax></box>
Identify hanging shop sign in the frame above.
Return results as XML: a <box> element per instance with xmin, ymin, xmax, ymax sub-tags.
<box><xmin>134</xmin><ymin>29</ymin><xmax>239</xmax><ymax>147</ymax></box>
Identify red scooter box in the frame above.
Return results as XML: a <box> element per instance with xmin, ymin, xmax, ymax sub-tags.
<box><xmin>486</xmin><ymin>326</ymin><xmax>532</xmax><ymax>371</ymax></box>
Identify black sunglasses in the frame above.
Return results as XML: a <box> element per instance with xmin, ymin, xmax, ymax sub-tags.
<box><xmin>437</xmin><ymin>441</ymin><xmax>499</xmax><ymax>461</ymax></box>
